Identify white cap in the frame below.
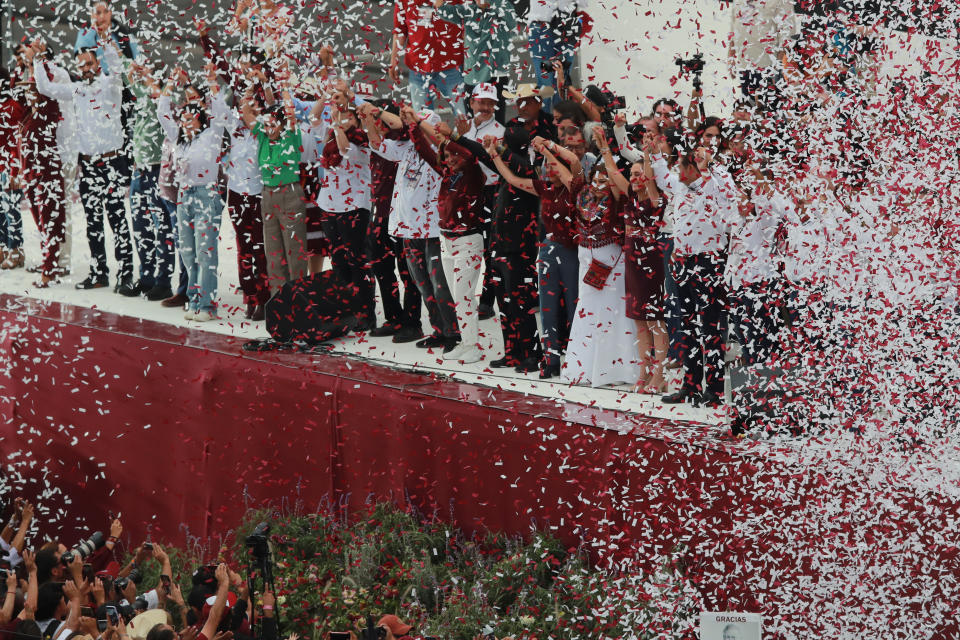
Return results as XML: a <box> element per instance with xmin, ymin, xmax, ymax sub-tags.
<box><xmin>471</xmin><ymin>83</ymin><xmax>498</xmax><ymax>102</ymax></box>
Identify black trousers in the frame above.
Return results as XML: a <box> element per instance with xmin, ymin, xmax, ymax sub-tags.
<box><xmin>322</xmin><ymin>209</ymin><xmax>375</xmax><ymax>323</ymax></box>
<box><xmin>478</xmin><ymin>184</ymin><xmax>499</xmax><ymax>309</ymax></box>
<box><xmin>491</xmin><ymin>250</ymin><xmax>540</xmax><ymax>362</ymax></box>
<box><xmin>79</xmin><ymin>154</ymin><xmax>133</xmax><ymax>281</ymax></box>
<box><xmin>674</xmin><ymin>251</ymin><xmax>726</xmax><ymax>396</ymax></box>
<box><xmin>365</xmin><ymin>199</ymin><xmax>421</xmax><ymax>328</ymax></box>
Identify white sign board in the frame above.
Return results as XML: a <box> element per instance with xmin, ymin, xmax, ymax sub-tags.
<box><xmin>700</xmin><ymin>612</ymin><xmax>762</xmax><ymax>640</ymax></box>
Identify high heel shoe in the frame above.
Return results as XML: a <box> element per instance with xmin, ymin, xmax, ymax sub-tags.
<box><xmin>1</xmin><ymin>248</ymin><xmax>25</xmax><ymax>269</ymax></box>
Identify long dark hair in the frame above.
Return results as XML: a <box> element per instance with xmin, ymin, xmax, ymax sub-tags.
<box><xmin>177</xmin><ymin>102</ymin><xmax>210</xmax><ymax>145</ymax></box>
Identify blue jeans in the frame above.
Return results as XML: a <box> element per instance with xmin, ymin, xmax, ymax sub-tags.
<box><xmin>160</xmin><ymin>197</ymin><xmax>188</xmax><ymax>296</ymax></box>
<box><xmin>528</xmin><ymin>20</ymin><xmax>576</xmax><ymax>111</ymax></box>
<box><xmin>537</xmin><ymin>240</ymin><xmax>579</xmax><ymax>367</ymax></box>
<box><xmin>177</xmin><ymin>186</ymin><xmax>221</xmax><ymax>313</ymax></box>
<box><xmin>660</xmin><ymin>234</ymin><xmax>684</xmax><ymax>362</ymax></box>
<box><xmin>408</xmin><ymin>68</ymin><xmax>465</xmax><ymax>114</ymax></box>
<box><xmin>0</xmin><ymin>185</ymin><xmax>23</xmax><ymax>249</ymax></box>
<box><xmin>130</xmin><ymin>166</ymin><xmax>175</xmax><ymax>289</ymax></box>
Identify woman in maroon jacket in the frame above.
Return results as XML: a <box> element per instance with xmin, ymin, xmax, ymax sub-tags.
<box><xmin>17</xmin><ymin>74</ymin><xmax>65</xmax><ymax>288</ymax></box>
<box><xmin>598</xmin><ymin>131</ymin><xmax>668</xmax><ymax>393</ymax></box>
<box><xmin>408</xmin><ymin>108</ymin><xmax>487</xmax><ymax>363</ymax></box>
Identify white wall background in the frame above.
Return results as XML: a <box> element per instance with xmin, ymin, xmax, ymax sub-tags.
<box><xmin>578</xmin><ymin>0</ymin><xmax>738</xmax><ymax>120</ymax></box>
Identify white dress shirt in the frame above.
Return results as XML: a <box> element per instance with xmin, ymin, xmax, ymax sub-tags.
<box><xmin>652</xmin><ymin>154</ymin><xmax>737</xmax><ymax>255</ymax></box>
<box><xmin>157</xmin><ymin>93</ymin><xmax>229</xmax><ymax>189</ymax></box>
<box><xmin>726</xmin><ymin>191</ymin><xmax>791</xmax><ymax>288</ymax></box>
<box><xmin>33</xmin><ymin>61</ymin><xmax>78</xmax><ymax>166</ymax></box>
<box><xmin>224</xmin><ymin>108</ymin><xmax>263</xmax><ymax>196</ymax></box>
<box><xmin>465</xmin><ymin>116</ymin><xmax>504</xmax><ymax>185</ymax></box>
<box><xmin>35</xmin><ymin>43</ymin><xmax>124</xmax><ymax>157</ymax></box>
<box><xmin>318</xmin><ymin>137</ymin><xmax>372</xmax><ymax>213</ymax></box>
<box><xmin>372</xmin><ymin>137</ymin><xmax>441</xmax><ymax>239</ymax></box>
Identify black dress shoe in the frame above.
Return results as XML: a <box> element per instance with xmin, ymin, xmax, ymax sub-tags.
<box><xmin>489</xmin><ymin>356</ymin><xmax>514</xmax><ymax>368</ymax></box>
<box><xmin>513</xmin><ymin>356</ymin><xmax>540</xmax><ymax>373</ymax></box>
<box><xmin>115</xmin><ymin>279</ymin><xmax>139</xmax><ymax>297</ymax></box>
<box><xmin>478</xmin><ymin>304</ymin><xmax>495</xmax><ymax>320</ymax></box>
<box><xmin>662</xmin><ymin>388</ymin><xmax>700</xmax><ymax>405</ymax></box>
<box><xmin>353</xmin><ymin>318</ymin><xmax>376</xmax><ymax>333</ymax></box>
<box><xmin>539</xmin><ymin>363</ymin><xmax>561</xmax><ymax>379</ymax></box>
<box><xmin>146</xmin><ymin>284</ymin><xmax>173</xmax><ymax>301</ymax></box>
<box><xmin>416</xmin><ymin>334</ymin><xmax>446</xmax><ymax>349</ymax></box>
<box><xmin>75</xmin><ymin>274</ymin><xmax>109</xmax><ymax>290</ymax></box>
<box><xmin>392</xmin><ymin>325</ymin><xmax>424</xmax><ymax>343</ymax></box>
<box><xmin>370</xmin><ymin>324</ymin><xmax>400</xmax><ymax>338</ymax></box>
<box><xmin>699</xmin><ymin>391</ymin><xmax>724</xmax><ymax>407</ymax></box>
<box><xmin>251</xmin><ymin>305</ymin><xmax>265</xmax><ymax>321</ymax></box>
<box><xmin>443</xmin><ymin>337</ymin><xmax>461</xmax><ymax>353</ymax></box>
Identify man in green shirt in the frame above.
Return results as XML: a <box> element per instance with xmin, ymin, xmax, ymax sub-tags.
<box><xmin>245</xmin><ymin>96</ymin><xmax>308</xmax><ymax>294</ymax></box>
<box><xmin>126</xmin><ymin>61</ymin><xmax>176</xmax><ymax>301</ymax></box>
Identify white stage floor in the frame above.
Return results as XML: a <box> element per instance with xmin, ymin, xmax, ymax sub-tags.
<box><xmin>0</xmin><ymin>195</ymin><xmax>725</xmax><ymax>428</ymax></box>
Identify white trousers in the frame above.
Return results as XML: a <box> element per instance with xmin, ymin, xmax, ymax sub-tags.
<box><xmin>441</xmin><ymin>232</ymin><xmax>484</xmax><ymax>348</ymax></box>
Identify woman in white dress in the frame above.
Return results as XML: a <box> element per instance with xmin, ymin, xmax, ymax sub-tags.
<box><xmin>559</xmin><ymin>134</ymin><xmax>640</xmax><ymax>387</ymax></box>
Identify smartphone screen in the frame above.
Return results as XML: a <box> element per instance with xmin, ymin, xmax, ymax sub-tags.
<box><xmin>106</xmin><ymin>606</ymin><xmax>119</xmax><ymax>626</ymax></box>
<box><xmin>97</xmin><ymin>620</ymin><xmax>108</xmax><ymax>632</ymax></box>
<box><xmin>81</xmin><ymin>607</ymin><xmax>95</xmax><ymax>618</ymax></box>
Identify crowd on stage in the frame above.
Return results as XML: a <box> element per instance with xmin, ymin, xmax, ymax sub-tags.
<box><xmin>0</xmin><ymin>0</ymin><xmax>953</xmax><ymax>410</ymax></box>
<box><xmin>0</xmin><ymin>499</ymin><xmax>420</xmax><ymax>640</ymax></box>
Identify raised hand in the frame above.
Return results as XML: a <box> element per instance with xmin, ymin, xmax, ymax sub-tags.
<box><xmin>168</xmin><ymin>582</ymin><xmax>185</xmax><ymax>606</ymax></box>
<box><xmin>214</xmin><ymin>563</ymin><xmax>229</xmax><ymax>585</ymax></box>
<box><xmin>22</xmin><ymin>548</ymin><xmax>36</xmax><ymax>574</ymax></box>
<box><xmin>455</xmin><ymin>114</ymin><xmax>471</xmax><ymax>135</ymax></box>
<box><xmin>591</xmin><ymin>126</ymin><xmax>608</xmax><ymax>151</ymax></box>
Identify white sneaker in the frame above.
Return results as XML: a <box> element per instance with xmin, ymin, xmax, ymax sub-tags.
<box><xmin>194</xmin><ymin>311</ymin><xmax>218</xmax><ymax>322</ymax></box>
<box><xmin>443</xmin><ymin>343</ymin><xmax>483</xmax><ymax>363</ymax></box>
<box><xmin>184</xmin><ymin>310</ymin><xmax>198</xmax><ymax>321</ymax></box>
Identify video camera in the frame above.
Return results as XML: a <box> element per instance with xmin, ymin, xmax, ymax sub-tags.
<box><xmin>245</xmin><ymin>522</ymin><xmax>271</xmax><ymax>559</ymax></box>
<box><xmin>675</xmin><ymin>53</ymin><xmax>705</xmax><ymax>91</ymax></box>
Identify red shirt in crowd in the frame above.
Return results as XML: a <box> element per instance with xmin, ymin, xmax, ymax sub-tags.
<box><xmin>534</xmin><ymin>178</ymin><xmax>578</xmax><ymax>249</ymax></box>
<box><xmin>393</xmin><ymin>0</ymin><xmax>464</xmax><ymax>74</ymax></box>
<box><xmin>0</xmin><ymin>98</ymin><xmax>25</xmax><ymax>180</ymax></box>
<box><xmin>19</xmin><ymin>91</ymin><xmax>62</xmax><ymax>184</ymax></box>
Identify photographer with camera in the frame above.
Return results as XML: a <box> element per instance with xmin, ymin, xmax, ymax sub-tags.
<box><xmin>35</xmin><ymin>518</ymin><xmax>122</xmax><ymax>586</ymax></box>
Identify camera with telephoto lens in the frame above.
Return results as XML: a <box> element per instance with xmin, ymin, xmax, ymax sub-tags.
<box><xmin>675</xmin><ymin>53</ymin><xmax>705</xmax><ymax>90</ymax></box>
<box><xmin>245</xmin><ymin>522</ymin><xmax>270</xmax><ymax>558</ymax></box>
<box><xmin>61</xmin><ymin>531</ymin><xmax>106</xmax><ymax>565</ymax></box>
